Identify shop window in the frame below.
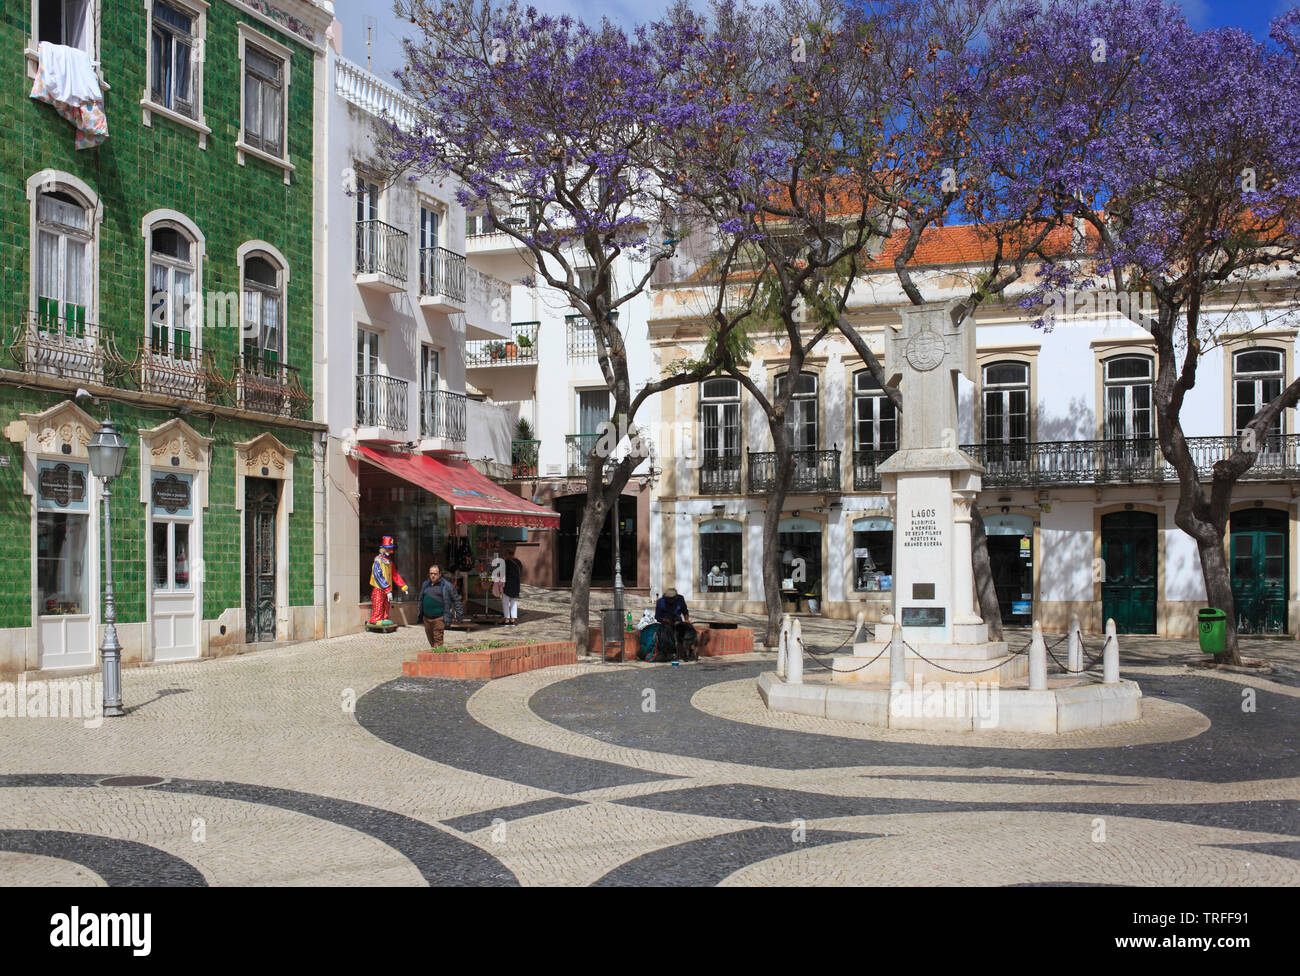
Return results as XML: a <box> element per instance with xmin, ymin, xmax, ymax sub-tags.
<box><xmin>699</xmin><ymin>518</ymin><xmax>742</xmax><ymax>593</ymax></box>
<box><xmin>852</xmin><ymin>516</ymin><xmax>892</xmax><ymax>592</ymax></box>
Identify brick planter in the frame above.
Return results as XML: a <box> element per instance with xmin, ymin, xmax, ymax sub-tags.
<box><xmin>402</xmin><ymin>641</ymin><xmax>577</xmax><ymax>680</ymax></box>
<box><xmin>587</xmin><ymin>625</ymin><xmax>754</xmax><ymax>660</ymax></box>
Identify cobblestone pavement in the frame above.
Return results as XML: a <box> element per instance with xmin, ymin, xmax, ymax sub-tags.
<box><xmin>0</xmin><ymin>586</ymin><xmax>1297</xmax><ymax>886</ymax></box>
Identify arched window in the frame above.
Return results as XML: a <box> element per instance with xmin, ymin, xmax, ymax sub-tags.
<box><xmin>1103</xmin><ymin>355</ymin><xmax>1153</xmax><ymax>441</ymax></box>
<box><xmin>34</xmin><ymin>186</ymin><xmax>93</xmax><ymax>337</ymax></box>
<box><xmin>1234</xmin><ymin>348</ymin><xmax>1286</xmax><ymax>449</ymax></box>
<box><xmin>148</xmin><ymin>223</ymin><xmax>198</xmax><ymax>358</ymax></box>
<box><xmin>242</xmin><ymin>252</ymin><xmax>284</xmax><ymax>364</ymax></box>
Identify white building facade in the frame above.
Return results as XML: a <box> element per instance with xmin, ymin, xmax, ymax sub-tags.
<box><xmin>464</xmin><ymin>218</ymin><xmax>660</xmax><ymax>592</ymax></box>
<box><xmin>647</xmin><ymin>232</ymin><xmax>1300</xmax><ymax>639</ymax></box>
<box><xmin>317</xmin><ymin>34</ymin><xmax>514</xmax><ymax>635</ymax></box>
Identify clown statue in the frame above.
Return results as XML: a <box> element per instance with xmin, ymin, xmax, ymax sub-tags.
<box><xmin>367</xmin><ymin>536</ymin><xmax>408</xmax><ymax>631</ymax></box>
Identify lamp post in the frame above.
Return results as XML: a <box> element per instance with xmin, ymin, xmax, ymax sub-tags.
<box><xmin>88</xmin><ymin>420</ymin><xmax>127</xmax><ymax>718</ymax></box>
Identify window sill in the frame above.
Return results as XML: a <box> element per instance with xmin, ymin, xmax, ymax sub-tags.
<box><xmin>236</xmin><ymin>139</ymin><xmax>294</xmax><ymax>184</ymax></box>
<box><xmin>141</xmin><ymin>98</ymin><xmax>210</xmax><ymax>146</ymax></box>
<box><xmin>25</xmin><ymin>45</ymin><xmax>110</xmax><ymax>90</ymax></box>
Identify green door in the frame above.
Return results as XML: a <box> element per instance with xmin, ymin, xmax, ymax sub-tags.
<box><xmin>1231</xmin><ymin>510</ymin><xmax>1288</xmax><ymax>635</ymax></box>
<box><xmin>1101</xmin><ymin>511</ymin><xmax>1157</xmax><ymax>634</ymax></box>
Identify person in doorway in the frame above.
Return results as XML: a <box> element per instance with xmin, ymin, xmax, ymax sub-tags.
<box><xmin>368</xmin><ymin>536</ymin><xmax>407</xmax><ymax>627</ymax></box>
<box><xmin>501</xmin><ymin>544</ymin><xmax>523</xmax><ymax>625</ymax></box>
<box><xmin>655</xmin><ymin>587</ymin><xmax>697</xmax><ymax>660</ymax></box>
<box><xmin>417</xmin><ymin>564</ymin><xmax>463</xmax><ymax>647</ymax></box>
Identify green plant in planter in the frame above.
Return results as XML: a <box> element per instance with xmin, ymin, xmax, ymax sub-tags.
<box><xmin>486</xmin><ymin>341</ymin><xmax>507</xmax><ymax>359</ymax></box>
<box><xmin>515</xmin><ymin>417</ymin><xmax>534</xmax><ymax>441</ymax></box>
<box><xmin>516</xmin><ymin>333</ymin><xmax>533</xmax><ymax>349</ymax></box>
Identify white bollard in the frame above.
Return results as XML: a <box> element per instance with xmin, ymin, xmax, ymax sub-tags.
<box><xmin>852</xmin><ymin>610</ymin><xmax>866</xmax><ymax>644</ymax></box>
<box><xmin>888</xmin><ymin>622</ymin><xmax>905</xmax><ymax>691</ymax></box>
<box><xmin>1103</xmin><ymin>618</ymin><xmax>1120</xmax><ymax>684</ymax></box>
<box><xmin>1029</xmin><ymin>620</ymin><xmax>1047</xmax><ymax>691</ymax></box>
<box><xmin>1068</xmin><ymin>615</ymin><xmax>1082</xmax><ymax>675</ymax></box>
<box><xmin>787</xmin><ymin>617</ymin><xmax>804</xmax><ymax>685</ymax></box>
<box><xmin>776</xmin><ymin>615</ymin><xmax>789</xmax><ymax>678</ymax></box>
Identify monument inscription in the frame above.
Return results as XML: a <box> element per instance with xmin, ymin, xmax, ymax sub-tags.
<box><xmin>903</xmin><ymin>508</ymin><xmax>942</xmax><ymax>548</ymax></box>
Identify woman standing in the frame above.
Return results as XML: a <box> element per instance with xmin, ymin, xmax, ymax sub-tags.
<box><xmin>501</xmin><ymin>544</ymin><xmax>523</xmax><ymax>625</ymax></box>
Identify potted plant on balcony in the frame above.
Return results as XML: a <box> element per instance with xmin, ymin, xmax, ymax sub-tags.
<box><xmin>513</xmin><ymin>418</ymin><xmax>537</xmax><ymax>477</ymax></box>
<box><xmin>486</xmin><ymin>341</ymin><xmax>506</xmax><ymax>360</ymax></box>
<box><xmin>516</xmin><ymin>333</ymin><xmax>533</xmax><ymax>351</ymax></box>
<box><xmin>504</xmin><ymin>339</ymin><xmax>517</xmax><ymax>358</ymax></box>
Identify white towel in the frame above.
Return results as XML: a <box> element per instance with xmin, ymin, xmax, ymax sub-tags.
<box><xmin>35</xmin><ymin>41</ymin><xmax>102</xmax><ymax>107</ymax></box>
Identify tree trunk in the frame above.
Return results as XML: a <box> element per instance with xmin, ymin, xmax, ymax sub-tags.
<box><xmin>1181</xmin><ymin>514</ymin><xmax>1241</xmax><ymax>666</ymax></box>
<box><xmin>970</xmin><ymin>506</ymin><xmax>1002</xmax><ymax>640</ymax></box>
<box><xmin>569</xmin><ymin>490</ymin><xmax>608</xmax><ymax>655</ymax></box>
<box><xmin>759</xmin><ymin>436</ymin><xmax>795</xmax><ymax>647</ymax></box>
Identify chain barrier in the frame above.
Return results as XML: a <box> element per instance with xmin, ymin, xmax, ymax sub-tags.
<box><xmin>788</xmin><ymin>627</ymin><xmax>1099</xmax><ymax>679</ymax></box>
<box><xmin>794</xmin><ymin>631</ymin><xmax>887</xmax><ymax>673</ymax></box>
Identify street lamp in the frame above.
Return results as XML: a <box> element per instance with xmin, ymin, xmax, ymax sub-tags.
<box><xmin>88</xmin><ymin>420</ymin><xmax>127</xmax><ymax>718</ymax></box>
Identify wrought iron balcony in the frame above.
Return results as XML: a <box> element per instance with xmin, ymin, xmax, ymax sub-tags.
<box><xmin>7</xmin><ymin>308</ymin><xmax>124</xmax><ymax>384</ymax></box>
<box><xmin>355</xmin><ymin>219</ymin><xmax>408</xmax><ymax>283</ymax></box>
<box><xmin>962</xmin><ymin>436</ymin><xmax>1300</xmax><ymax>487</ymax></box>
<box><xmin>466</xmin><ymin>322</ymin><xmax>539</xmax><ymax>367</ymax></box>
<box><xmin>511</xmin><ymin>439</ymin><xmax>540</xmax><ymax>479</ymax></box>
<box><xmin>135</xmin><ymin>337</ymin><xmax>227</xmax><ymax>402</ymax></box>
<box><xmin>356</xmin><ymin>373</ymin><xmax>409</xmax><ymax>431</ymax></box>
<box><xmin>699</xmin><ymin>453</ymin><xmax>742</xmax><ymax>494</ymax></box>
<box><xmin>418</xmin><ymin>246</ymin><xmax>466</xmax><ymax>304</ymax></box>
<box><xmin>235</xmin><ymin>352</ymin><xmax>310</xmax><ymax>418</ymax></box>
<box><xmin>419</xmin><ymin>389</ymin><xmax>467</xmax><ymax>441</ymax></box>
<box><xmin>565</xmin><ymin>311</ymin><xmax>618</xmax><ymax>360</ymax></box>
<box><xmin>853</xmin><ymin>447</ymin><xmax>896</xmax><ymax>491</ymax></box>
<box><xmin>748</xmin><ymin>449</ymin><xmax>842</xmax><ymax>494</ymax></box>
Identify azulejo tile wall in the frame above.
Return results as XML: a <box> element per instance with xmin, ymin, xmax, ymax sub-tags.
<box><xmin>0</xmin><ymin>1</ymin><xmax>323</xmax><ymax>644</ymax></box>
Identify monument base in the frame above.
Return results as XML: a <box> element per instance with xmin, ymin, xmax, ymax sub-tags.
<box><xmin>758</xmin><ymin>672</ymin><xmax>1143</xmax><ymax>733</ymax></box>
<box><xmin>832</xmin><ymin>627</ymin><xmax>1028</xmax><ymax>684</ymax></box>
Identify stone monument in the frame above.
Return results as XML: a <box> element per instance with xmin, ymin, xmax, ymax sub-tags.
<box><xmin>831</xmin><ymin>302</ymin><xmax>1027</xmax><ymax>683</ymax></box>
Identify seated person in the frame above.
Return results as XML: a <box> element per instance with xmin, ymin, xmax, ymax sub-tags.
<box><xmin>655</xmin><ymin>588</ymin><xmax>697</xmax><ymax>659</ymax></box>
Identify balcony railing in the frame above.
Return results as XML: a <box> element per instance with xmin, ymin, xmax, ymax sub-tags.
<box><xmin>853</xmin><ymin>447</ymin><xmax>896</xmax><ymax>491</ymax></box>
<box><xmin>419</xmin><ymin>246</ymin><xmax>466</xmax><ymax>303</ymax></box>
<box><xmin>355</xmin><ymin>219</ymin><xmax>408</xmax><ymax>281</ymax></box>
<box><xmin>235</xmin><ymin>352</ymin><xmax>309</xmax><ymax>418</ymax></box>
<box><xmin>357</xmin><ymin>373</ymin><xmax>409</xmax><ymax>431</ymax></box>
<box><xmin>511</xmin><ymin>439</ymin><xmax>540</xmax><ymax>478</ymax></box>
<box><xmin>699</xmin><ymin>453</ymin><xmax>742</xmax><ymax>494</ymax></box>
<box><xmin>748</xmin><ymin>449</ymin><xmax>842</xmax><ymax>494</ymax></box>
<box><xmin>466</xmin><ymin>322</ymin><xmax>539</xmax><ymax>367</ymax></box>
<box><xmin>419</xmin><ymin>389</ymin><xmax>467</xmax><ymax>441</ymax></box>
<box><xmin>136</xmin><ymin>337</ymin><xmax>227</xmax><ymax>401</ymax></box>
<box><xmin>565</xmin><ymin>311</ymin><xmax>618</xmax><ymax>360</ymax></box>
<box><xmin>334</xmin><ymin>55</ymin><xmax>418</xmax><ymax>130</ymax></box>
<box><xmin>7</xmin><ymin>308</ymin><xmax>122</xmax><ymax>383</ymax></box>
<box><xmin>962</xmin><ymin>436</ymin><xmax>1300</xmax><ymax>487</ymax></box>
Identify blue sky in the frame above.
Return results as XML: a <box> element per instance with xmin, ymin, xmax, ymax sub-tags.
<box><xmin>334</xmin><ymin>0</ymin><xmax>1300</xmax><ymax>86</ymax></box>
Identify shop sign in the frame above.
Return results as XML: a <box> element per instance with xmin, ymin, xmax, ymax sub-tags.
<box><xmin>37</xmin><ymin>462</ymin><xmax>87</xmax><ymax>509</ymax></box>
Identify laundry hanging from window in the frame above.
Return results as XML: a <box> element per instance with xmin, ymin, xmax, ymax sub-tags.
<box><xmin>30</xmin><ymin>40</ymin><xmax>108</xmax><ymax>149</ymax></box>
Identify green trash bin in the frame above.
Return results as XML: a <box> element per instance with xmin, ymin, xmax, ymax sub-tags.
<box><xmin>1197</xmin><ymin>608</ymin><xmax>1227</xmax><ymax>655</ymax></box>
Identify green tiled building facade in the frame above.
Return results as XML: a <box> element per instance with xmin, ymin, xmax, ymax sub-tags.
<box><xmin>0</xmin><ymin>0</ymin><xmax>332</xmax><ymax>674</ymax></box>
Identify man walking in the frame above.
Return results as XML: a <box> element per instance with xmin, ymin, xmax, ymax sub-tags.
<box><xmin>417</xmin><ymin>564</ymin><xmax>463</xmax><ymax>647</ymax></box>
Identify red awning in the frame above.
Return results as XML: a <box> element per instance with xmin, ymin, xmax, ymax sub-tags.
<box><xmin>354</xmin><ymin>445</ymin><xmax>560</xmax><ymax>529</ymax></box>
